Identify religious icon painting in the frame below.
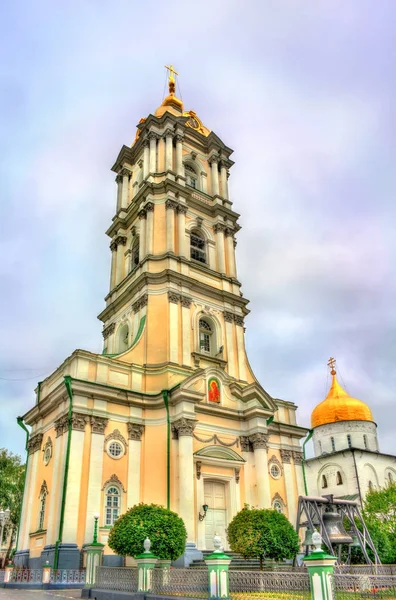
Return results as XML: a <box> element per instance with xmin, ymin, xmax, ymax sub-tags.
<box><xmin>208</xmin><ymin>378</ymin><xmax>221</xmax><ymax>403</ymax></box>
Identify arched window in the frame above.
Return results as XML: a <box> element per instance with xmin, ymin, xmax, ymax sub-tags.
<box><xmin>347</xmin><ymin>434</ymin><xmax>352</xmax><ymax>448</ymax></box>
<box><xmin>273</xmin><ymin>500</ymin><xmax>283</xmax><ymax>513</ymax></box>
<box><xmin>199</xmin><ymin>318</ymin><xmax>213</xmax><ymax>355</ymax></box>
<box><xmin>336</xmin><ymin>471</ymin><xmax>343</xmax><ymax>485</ymax></box>
<box><xmin>105</xmin><ymin>486</ymin><xmax>121</xmax><ymax>526</ymax></box>
<box><xmin>322</xmin><ymin>475</ymin><xmax>328</xmax><ymax>489</ymax></box>
<box><xmin>117</xmin><ymin>324</ymin><xmax>129</xmax><ymax>353</ymax></box>
<box><xmin>38</xmin><ymin>484</ymin><xmax>48</xmax><ymax>530</ymax></box>
<box><xmin>130</xmin><ymin>237</ymin><xmax>139</xmax><ymax>272</ymax></box>
<box><xmin>331</xmin><ymin>437</ymin><xmax>336</xmax><ymax>452</ymax></box>
<box><xmin>185</xmin><ymin>164</ymin><xmax>199</xmax><ymax>189</ymax></box>
<box><xmin>190</xmin><ymin>230</ymin><xmax>206</xmax><ymax>264</ymax></box>
<box><xmin>363</xmin><ymin>434</ymin><xmax>368</xmax><ymax>450</ymax></box>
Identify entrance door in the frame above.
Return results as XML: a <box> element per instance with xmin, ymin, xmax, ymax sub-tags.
<box><xmin>204</xmin><ymin>480</ymin><xmax>227</xmax><ymax>550</ymax></box>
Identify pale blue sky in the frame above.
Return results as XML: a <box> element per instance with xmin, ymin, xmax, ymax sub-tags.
<box><xmin>1</xmin><ymin>0</ymin><xmax>395</xmax><ymax>458</ymax></box>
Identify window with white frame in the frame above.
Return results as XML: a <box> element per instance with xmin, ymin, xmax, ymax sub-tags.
<box><xmin>130</xmin><ymin>237</ymin><xmax>139</xmax><ymax>272</ymax></box>
<box><xmin>270</xmin><ymin>464</ymin><xmax>281</xmax><ymax>479</ymax></box>
<box><xmin>108</xmin><ymin>441</ymin><xmax>123</xmax><ymax>458</ymax></box>
<box><xmin>185</xmin><ymin>164</ymin><xmax>198</xmax><ymax>189</ymax></box>
<box><xmin>199</xmin><ymin>318</ymin><xmax>213</xmax><ymax>354</ymax></box>
<box><xmin>38</xmin><ymin>487</ymin><xmax>47</xmax><ymax>530</ymax></box>
<box><xmin>273</xmin><ymin>500</ymin><xmax>283</xmax><ymax>513</ymax></box>
<box><xmin>105</xmin><ymin>486</ymin><xmax>121</xmax><ymax>526</ymax></box>
<box><xmin>190</xmin><ymin>230</ymin><xmax>206</xmax><ymax>264</ymax></box>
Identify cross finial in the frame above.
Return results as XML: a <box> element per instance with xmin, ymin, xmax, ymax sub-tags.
<box><xmin>327</xmin><ymin>357</ymin><xmax>337</xmax><ymax>376</ymax></box>
<box><xmin>165</xmin><ymin>64</ymin><xmax>179</xmax><ymax>82</ymax></box>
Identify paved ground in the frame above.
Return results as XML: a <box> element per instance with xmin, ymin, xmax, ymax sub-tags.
<box><xmin>0</xmin><ymin>591</ymin><xmax>82</xmax><ymax>600</ymax></box>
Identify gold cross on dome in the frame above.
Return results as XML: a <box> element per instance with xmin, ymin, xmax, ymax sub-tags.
<box><xmin>165</xmin><ymin>64</ymin><xmax>179</xmax><ymax>81</ymax></box>
<box><xmin>327</xmin><ymin>357</ymin><xmax>337</xmax><ymax>375</ymax></box>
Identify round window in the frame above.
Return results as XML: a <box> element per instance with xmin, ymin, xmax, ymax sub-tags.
<box><xmin>270</xmin><ymin>464</ymin><xmax>281</xmax><ymax>479</ymax></box>
<box><xmin>273</xmin><ymin>501</ymin><xmax>283</xmax><ymax>513</ymax></box>
<box><xmin>108</xmin><ymin>441</ymin><xmax>124</xmax><ymax>459</ymax></box>
<box><xmin>43</xmin><ymin>446</ymin><xmax>52</xmax><ymax>465</ymax></box>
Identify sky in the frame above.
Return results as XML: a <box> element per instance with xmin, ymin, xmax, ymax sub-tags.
<box><xmin>1</xmin><ymin>0</ymin><xmax>395</xmax><ymax>459</ymax></box>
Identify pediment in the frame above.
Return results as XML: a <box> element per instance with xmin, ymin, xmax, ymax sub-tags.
<box><xmin>194</xmin><ymin>445</ymin><xmax>245</xmax><ymax>462</ymax></box>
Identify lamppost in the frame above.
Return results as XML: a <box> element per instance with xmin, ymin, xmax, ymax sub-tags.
<box><xmin>0</xmin><ymin>509</ymin><xmax>11</xmax><ymax>567</ymax></box>
<box><xmin>85</xmin><ymin>513</ymin><xmax>104</xmax><ymax>587</ymax></box>
<box><xmin>93</xmin><ymin>513</ymin><xmax>100</xmax><ymax>544</ymax></box>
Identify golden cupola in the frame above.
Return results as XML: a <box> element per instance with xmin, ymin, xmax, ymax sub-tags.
<box><xmin>311</xmin><ymin>358</ymin><xmax>374</xmax><ymax>429</ymax></box>
<box><xmin>155</xmin><ymin>64</ymin><xmax>184</xmax><ymax>118</ymax></box>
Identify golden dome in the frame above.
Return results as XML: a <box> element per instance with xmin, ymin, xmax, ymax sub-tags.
<box><xmin>311</xmin><ymin>365</ymin><xmax>374</xmax><ymax>429</ymax></box>
<box><xmin>155</xmin><ymin>65</ymin><xmax>184</xmax><ymax>118</ymax></box>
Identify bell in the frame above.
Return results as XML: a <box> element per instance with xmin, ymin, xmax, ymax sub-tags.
<box><xmin>350</xmin><ymin>533</ymin><xmax>361</xmax><ymax>548</ymax></box>
<box><xmin>323</xmin><ymin>511</ymin><xmax>353</xmax><ymax>545</ymax></box>
<box><xmin>302</xmin><ymin>527</ymin><xmax>314</xmax><ymax>547</ymax></box>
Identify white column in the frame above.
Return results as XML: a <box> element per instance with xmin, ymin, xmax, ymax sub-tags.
<box><xmin>109</xmin><ymin>240</ymin><xmax>117</xmax><ymax>291</ymax></box>
<box><xmin>251</xmin><ymin>434</ymin><xmax>271</xmax><ymax>508</ymax></box>
<box><xmin>84</xmin><ymin>420</ymin><xmax>107</xmax><ymax>543</ymax></box>
<box><xmin>166</xmin><ymin>200</ymin><xmax>176</xmax><ymax>253</ymax></box>
<box><xmin>168</xmin><ymin>293</ymin><xmax>179</xmax><ymax>363</ymax></box>
<box><xmin>115</xmin><ymin>175</ymin><xmax>122</xmax><ymax>212</ymax></box>
<box><xmin>220</xmin><ymin>164</ymin><xmax>229</xmax><ymax>199</ymax></box>
<box><xmin>210</xmin><ymin>156</ymin><xmax>220</xmax><ymax>196</ymax></box>
<box><xmin>181</xmin><ymin>297</ymin><xmax>191</xmax><ymax>366</ymax></box>
<box><xmin>177</xmin><ymin>205</ymin><xmax>187</xmax><ymax>257</ymax></box>
<box><xmin>143</xmin><ymin>140</ymin><xmax>149</xmax><ymax>178</ymax></box>
<box><xmin>235</xmin><ymin>318</ymin><xmax>247</xmax><ymax>381</ymax></box>
<box><xmin>115</xmin><ymin>235</ymin><xmax>127</xmax><ymax>285</ymax></box>
<box><xmin>214</xmin><ymin>224</ymin><xmax>226</xmax><ymax>273</ymax></box>
<box><xmin>63</xmin><ymin>426</ymin><xmax>86</xmax><ymax>542</ymax></box>
<box><xmin>127</xmin><ymin>426</ymin><xmax>144</xmax><ymax>508</ymax></box>
<box><xmin>145</xmin><ymin>203</ymin><xmax>154</xmax><ymax>255</ymax></box>
<box><xmin>240</xmin><ymin>438</ymin><xmax>254</xmax><ymax>506</ymax></box>
<box><xmin>165</xmin><ymin>130</ymin><xmax>173</xmax><ymax>171</ymax></box>
<box><xmin>139</xmin><ymin>211</ymin><xmax>146</xmax><ymax>262</ymax></box>
<box><xmin>121</xmin><ymin>169</ymin><xmax>130</xmax><ymax>210</ymax></box>
<box><xmin>281</xmin><ymin>450</ymin><xmax>297</xmax><ymax>527</ymax></box>
<box><xmin>22</xmin><ymin>450</ymin><xmax>39</xmax><ymax>548</ymax></box>
<box><xmin>174</xmin><ymin>419</ymin><xmax>196</xmax><ymax>543</ymax></box>
<box><xmin>175</xmin><ymin>134</ymin><xmax>184</xmax><ymax>176</ymax></box>
<box><xmin>225</xmin><ymin>229</ymin><xmax>236</xmax><ymax>278</ymax></box>
<box><xmin>158</xmin><ymin>136</ymin><xmax>165</xmax><ymax>172</ymax></box>
<box><xmin>46</xmin><ymin>434</ymin><xmax>64</xmax><ymax>544</ymax></box>
<box><xmin>149</xmin><ymin>133</ymin><xmax>157</xmax><ymax>173</ymax></box>
<box><xmin>224</xmin><ymin>315</ymin><xmax>236</xmax><ymax>378</ymax></box>
<box><xmin>293</xmin><ymin>451</ymin><xmax>305</xmax><ymax>496</ymax></box>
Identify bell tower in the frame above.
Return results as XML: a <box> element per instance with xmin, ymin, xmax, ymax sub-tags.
<box><xmin>98</xmin><ymin>67</ymin><xmax>253</xmax><ymax>391</ymax></box>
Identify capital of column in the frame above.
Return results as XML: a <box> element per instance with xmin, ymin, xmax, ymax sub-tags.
<box><xmin>102</xmin><ymin>322</ymin><xmax>116</xmax><ymax>339</ymax></box>
<box><xmin>225</xmin><ymin>227</ymin><xmax>235</xmax><ymax>238</ymax></box>
<box><xmin>293</xmin><ymin>450</ymin><xmax>303</xmax><ymax>465</ymax></box>
<box><xmin>71</xmin><ymin>412</ymin><xmax>90</xmax><ymax>432</ymax></box>
<box><xmin>115</xmin><ymin>235</ymin><xmax>127</xmax><ymax>247</ymax></box>
<box><xmin>239</xmin><ymin>436</ymin><xmax>253</xmax><ymax>452</ymax></box>
<box><xmin>145</xmin><ymin>202</ymin><xmax>155</xmax><ymax>212</ymax></box>
<box><xmin>168</xmin><ymin>291</ymin><xmax>180</xmax><ymax>304</ymax></box>
<box><xmin>249</xmin><ymin>432</ymin><xmax>268</xmax><ymax>450</ymax></box>
<box><xmin>132</xmin><ymin>293</ymin><xmax>149</xmax><ymax>313</ymax></box>
<box><xmin>127</xmin><ymin>422</ymin><xmax>145</xmax><ymax>441</ymax></box>
<box><xmin>138</xmin><ymin>208</ymin><xmax>147</xmax><ymax>219</ymax></box>
<box><xmin>142</xmin><ymin>138</ymin><xmax>150</xmax><ymax>147</ymax></box>
<box><xmin>213</xmin><ymin>223</ymin><xmax>226</xmax><ymax>233</ymax></box>
<box><xmin>224</xmin><ymin>311</ymin><xmax>234</xmax><ymax>323</ymax></box>
<box><xmin>110</xmin><ymin>239</ymin><xmax>118</xmax><ymax>252</ymax></box>
<box><xmin>208</xmin><ymin>153</ymin><xmax>220</xmax><ymax>165</ymax></box>
<box><xmin>90</xmin><ymin>416</ymin><xmax>109</xmax><ymax>435</ymax></box>
<box><xmin>120</xmin><ymin>167</ymin><xmax>131</xmax><ymax>178</ymax></box>
<box><xmin>234</xmin><ymin>315</ymin><xmax>244</xmax><ymax>327</ymax></box>
<box><xmin>175</xmin><ymin>133</ymin><xmax>184</xmax><ymax>143</ymax></box>
<box><xmin>172</xmin><ymin>417</ymin><xmax>197</xmax><ymax>437</ymax></box>
<box><xmin>27</xmin><ymin>433</ymin><xmax>43</xmax><ymax>455</ymax></box>
<box><xmin>115</xmin><ymin>174</ymin><xmax>122</xmax><ymax>184</ymax></box>
<box><xmin>181</xmin><ymin>295</ymin><xmax>192</xmax><ymax>308</ymax></box>
<box><xmin>164</xmin><ymin>128</ymin><xmax>174</xmax><ymax>139</ymax></box>
<box><xmin>165</xmin><ymin>199</ymin><xmax>178</xmax><ymax>211</ymax></box>
<box><xmin>280</xmin><ymin>449</ymin><xmax>292</xmax><ymax>464</ymax></box>
<box><xmin>147</xmin><ymin>131</ymin><xmax>159</xmax><ymax>141</ymax></box>
<box><xmin>177</xmin><ymin>204</ymin><xmax>188</xmax><ymax>215</ymax></box>
<box><xmin>55</xmin><ymin>415</ymin><xmax>69</xmax><ymax>438</ymax></box>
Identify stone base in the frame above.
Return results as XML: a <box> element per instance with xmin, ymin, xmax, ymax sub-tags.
<box><xmin>103</xmin><ymin>554</ymin><xmax>124</xmax><ymax>567</ymax></box>
<box><xmin>13</xmin><ymin>549</ymin><xmax>30</xmax><ymax>567</ymax></box>
<box><xmin>172</xmin><ymin>542</ymin><xmax>203</xmax><ymax>568</ymax></box>
<box><xmin>41</xmin><ymin>543</ymin><xmax>81</xmax><ymax>569</ymax></box>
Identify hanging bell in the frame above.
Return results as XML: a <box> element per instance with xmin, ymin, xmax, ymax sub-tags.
<box><xmin>302</xmin><ymin>527</ymin><xmax>314</xmax><ymax>547</ymax></box>
<box><xmin>323</xmin><ymin>511</ymin><xmax>353</xmax><ymax>545</ymax></box>
<box><xmin>350</xmin><ymin>533</ymin><xmax>361</xmax><ymax>548</ymax></box>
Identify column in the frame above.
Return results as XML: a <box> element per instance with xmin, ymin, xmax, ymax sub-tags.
<box><xmin>239</xmin><ymin>437</ymin><xmax>254</xmax><ymax>506</ymax></box>
<box><xmin>115</xmin><ymin>235</ymin><xmax>127</xmax><ymax>285</ymax></box>
<box><xmin>145</xmin><ymin>203</ymin><xmax>154</xmax><ymax>255</ymax></box>
<box><xmin>139</xmin><ymin>209</ymin><xmax>147</xmax><ymax>262</ymax></box>
<box><xmin>84</xmin><ymin>417</ymin><xmax>108</xmax><ymax>543</ymax></box>
<box><xmin>173</xmin><ymin>418</ymin><xmax>196</xmax><ymax>542</ymax></box>
<box><xmin>293</xmin><ymin>451</ymin><xmax>305</xmax><ymax>496</ymax></box>
<box><xmin>181</xmin><ymin>296</ymin><xmax>192</xmax><ymax>366</ymax></box>
<box><xmin>220</xmin><ymin>163</ymin><xmax>229</xmax><ymax>199</ymax></box>
<box><xmin>63</xmin><ymin>414</ymin><xmax>89</xmax><ymax>542</ymax></box>
<box><xmin>177</xmin><ymin>204</ymin><xmax>188</xmax><ymax>257</ymax></box>
<box><xmin>214</xmin><ymin>224</ymin><xmax>226</xmax><ymax>273</ymax></box>
<box><xmin>225</xmin><ymin>228</ymin><xmax>236</xmax><ymax>278</ymax></box>
<box><xmin>127</xmin><ymin>424</ymin><xmax>145</xmax><ymax>508</ymax></box>
<box><xmin>102</xmin><ymin>323</ymin><xmax>116</xmax><ymax>354</ymax></box>
<box><xmin>143</xmin><ymin>140</ymin><xmax>149</xmax><ymax>178</ymax></box>
<box><xmin>20</xmin><ymin>434</ymin><xmax>43</xmax><ymax>549</ymax></box>
<box><xmin>149</xmin><ymin>132</ymin><xmax>157</xmax><ymax>173</ymax></box>
<box><xmin>165</xmin><ymin>129</ymin><xmax>173</xmax><ymax>171</ymax></box>
<box><xmin>158</xmin><ymin>136</ymin><xmax>165</xmax><ymax>172</ymax></box>
<box><xmin>224</xmin><ymin>312</ymin><xmax>236</xmax><ymax>378</ymax></box>
<box><xmin>109</xmin><ymin>240</ymin><xmax>117</xmax><ymax>290</ymax></box>
<box><xmin>46</xmin><ymin>434</ymin><xmax>64</xmax><ymax>544</ymax></box>
<box><xmin>120</xmin><ymin>168</ymin><xmax>130</xmax><ymax>210</ymax></box>
<box><xmin>175</xmin><ymin>134</ymin><xmax>184</xmax><ymax>176</ymax></box>
<box><xmin>115</xmin><ymin>175</ymin><xmax>122</xmax><ymax>212</ymax></box>
<box><xmin>166</xmin><ymin>200</ymin><xmax>177</xmax><ymax>253</ymax></box>
<box><xmin>280</xmin><ymin>450</ymin><xmax>297</xmax><ymax>528</ymax></box>
<box><xmin>235</xmin><ymin>316</ymin><xmax>247</xmax><ymax>381</ymax></box>
<box><xmin>209</xmin><ymin>155</ymin><xmax>220</xmax><ymax>196</ymax></box>
<box><xmin>168</xmin><ymin>292</ymin><xmax>179</xmax><ymax>363</ymax></box>
<box><xmin>250</xmin><ymin>433</ymin><xmax>271</xmax><ymax>508</ymax></box>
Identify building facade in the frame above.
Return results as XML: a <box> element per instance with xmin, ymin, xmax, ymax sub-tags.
<box><xmin>15</xmin><ymin>72</ymin><xmax>308</xmax><ymax>569</ymax></box>
<box><xmin>305</xmin><ymin>360</ymin><xmax>396</xmax><ymax>503</ymax></box>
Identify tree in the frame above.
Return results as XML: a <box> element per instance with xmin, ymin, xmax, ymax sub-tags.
<box><xmin>362</xmin><ymin>481</ymin><xmax>396</xmax><ymax>564</ymax></box>
<box><xmin>227</xmin><ymin>505</ymin><xmax>300</xmax><ymax>569</ymax></box>
<box><xmin>0</xmin><ymin>448</ymin><xmax>25</xmax><ymax>565</ymax></box>
<box><xmin>108</xmin><ymin>503</ymin><xmax>187</xmax><ymax>560</ymax></box>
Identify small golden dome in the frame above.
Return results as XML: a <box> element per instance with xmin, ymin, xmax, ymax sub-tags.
<box><xmin>155</xmin><ymin>64</ymin><xmax>184</xmax><ymax>117</ymax></box>
<box><xmin>311</xmin><ymin>364</ymin><xmax>374</xmax><ymax>429</ymax></box>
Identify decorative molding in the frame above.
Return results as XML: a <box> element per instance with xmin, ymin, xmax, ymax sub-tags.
<box><xmin>102</xmin><ymin>474</ymin><xmax>126</xmax><ymax>493</ymax></box>
<box><xmin>168</xmin><ymin>291</ymin><xmax>180</xmax><ymax>304</ymax></box>
<box><xmin>177</xmin><ymin>204</ymin><xmax>188</xmax><ymax>214</ymax></box>
<box><xmin>145</xmin><ymin>202</ymin><xmax>155</xmax><ymax>212</ymax></box>
<box><xmin>115</xmin><ymin>174</ymin><xmax>122</xmax><ymax>184</ymax></box>
<box><xmin>90</xmin><ymin>416</ymin><xmax>109</xmax><ymax>435</ymax></box>
<box><xmin>164</xmin><ymin>128</ymin><xmax>174</xmax><ymax>138</ymax></box>
<box><xmin>239</xmin><ymin>436</ymin><xmax>253</xmax><ymax>452</ymax></box>
<box><xmin>225</xmin><ymin>228</ymin><xmax>234</xmax><ymax>238</ymax></box>
<box><xmin>213</xmin><ymin>223</ymin><xmax>226</xmax><ymax>234</ymax></box>
<box><xmin>102</xmin><ymin>322</ymin><xmax>116</xmax><ymax>339</ymax></box>
<box><xmin>249</xmin><ymin>433</ymin><xmax>268</xmax><ymax>450</ymax></box>
<box><xmin>133</xmin><ymin>293</ymin><xmax>148</xmax><ymax>313</ymax></box>
<box><xmin>39</xmin><ymin>480</ymin><xmax>49</xmax><ymax>497</ymax></box>
<box><xmin>272</xmin><ymin>491</ymin><xmax>286</xmax><ymax>507</ymax></box>
<box><xmin>127</xmin><ymin>422</ymin><xmax>145</xmax><ymax>441</ymax></box>
<box><xmin>120</xmin><ymin>168</ymin><xmax>131</xmax><ymax>178</ymax></box>
<box><xmin>42</xmin><ymin>437</ymin><xmax>53</xmax><ymax>465</ymax></box>
<box><xmin>131</xmin><ymin>226</ymin><xmax>136</xmax><ymax>236</ymax></box>
<box><xmin>181</xmin><ymin>296</ymin><xmax>192</xmax><ymax>308</ymax></box>
<box><xmin>54</xmin><ymin>415</ymin><xmax>68</xmax><ymax>438</ymax></box>
<box><xmin>138</xmin><ymin>208</ymin><xmax>147</xmax><ymax>219</ymax></box>
<box><xmin>268</xmin><ymin>454</ymin><xmax>283</xmax><ymax>475</ymax></box>
<box><xmin>110</xmin><ymin>240</ymin><xmax>118</xmax><ymax>252</ymax></box>
<box><xmin>196</xmin><ymin>216</ymin><xmax>203</xmax><ymax>228</ymax></box>
<box><xmin>235</xmin><ymin>467</ymin><xmax>240</xmax><ymax>484</ymax></box>
<box><xmin>193</xmin><ymin>432</ymin><xmax>240</xmax><ymax>448</ymax></box>
<box><xmin>224</xmin><ymin>311</ymin><xmax>234</xmax><ymax>323</ymax></box>
<box><xmin>71</xmin><ymin>412</ymin><xmax>89</xmax><ymax>432</ymax></box>
<box><xmin>165</xmin><ymin>199</ymin><xmax>178</xmax><ymax>210</ymax></box>
<box><xmin>175</xmin><ymin>134</ymin><xmax>184</xmax><ymax>143</ymax></box>
<box><xmin>104</xmin><ymin>429</ymin><xmax>128</xmax><ymax>450</ymax></box>
<box><xmin>171</xmin><ymin>424</ymin><xmax>179</xmax><ymax>440</ymax></box>
<box><xmin>234</xmin><ymin>315</ymin><xmax>244</xmax><ymax>327</ymax></box>
<box><xmin>196</xmin><ymin>461</ymin><xmax>202</xmax><ymax>480</ymax></box>
<box><xmin>147</xmin><ymin>131</ymin><xmax>159</xmax><ymax>141</ymax></box>
<box><xmin>27</xmin><ymin>433</ymin><xmax>43</xmax><ymax>455</ymax></box>
<box><xmin>115</xmin><ymin>235</ymin><xmax>127</xmax><ymax>247</ymax></box>
<box><xmin>208</xmin><ymin>153</ymin><xmax>220</xmax><ymax>165</ymax></box>
<box><xmin>172</xmin><ymin>418</ymin><xmax>197</xmax><ymax>438</ymax></box>
<box><xmin>293</xmin><ymin>450</ymin><xmax>303</xmax><ymax>465</ymax></box>
<box><xmin>280</xmin><ymin>449</ymin><xmax>292</xmax><ymax>464</ymax></box>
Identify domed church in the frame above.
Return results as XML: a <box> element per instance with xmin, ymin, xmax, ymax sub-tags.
<box><xmin>305</xmin><ymin>358</ymin><xmax>396</xmax><ymax>503</ymax></box>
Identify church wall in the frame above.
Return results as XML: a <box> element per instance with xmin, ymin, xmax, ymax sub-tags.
<box><xmin>141</xmin><ymin>422</ymin><xmax>167</xmax><ymax>506</ymax></box>
<box><xmin>145</xmin><ymin>294</ymin><xmax>169</xmax><ymax>366</ymax></box>
<box><xmin>355</xmin><ymin>451</ymin><xmax>396</xmax><ymax>495</ymax></box>
<box><xmin>153</xmin><ymin>202</ymin><xmax>167</xmax><ymax>255</ymax></box>
<box><xmin>313</xmin><ymin>421</ymin><xmax>378</xmax><ymax>456</ymax></box>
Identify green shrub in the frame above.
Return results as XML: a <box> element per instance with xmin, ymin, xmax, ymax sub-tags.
<box><xmin>108</xmin><ymin>503</ymin><xmax>187</xmax><ymax>560</ymax></box>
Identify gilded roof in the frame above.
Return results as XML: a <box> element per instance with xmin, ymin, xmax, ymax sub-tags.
<box><xmin>311</xmin><ymin>372</ymin><xmax>374</xmax><ymax>428</ymax></box>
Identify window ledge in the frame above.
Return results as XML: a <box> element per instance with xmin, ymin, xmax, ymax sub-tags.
<box><xmin>29</xmin><ymin>530</ymin><xmax>47</xmax><ymax>537</ymax></box>
<box><xmin>191</xmin><ymin>352</ymin><xmax>227</xmax><ymax>369</ymax></box>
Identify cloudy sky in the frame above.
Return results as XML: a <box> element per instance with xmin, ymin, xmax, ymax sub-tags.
<box><xmin>1</xmin><ymin>0</ymin><xmax>395</xmax><ymax>459</ymax></box>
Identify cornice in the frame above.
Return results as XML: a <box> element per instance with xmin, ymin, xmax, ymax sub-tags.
<box><xmin>267</xmin><ymin>420</ymin><xmax>310</xmax><ymax>439</ymax></box>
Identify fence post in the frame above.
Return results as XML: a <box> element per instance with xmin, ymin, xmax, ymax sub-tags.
<box><xmin>85</xmin><ymin>543</ymin><xmax>104</xmax><ymax>586</ymax></box>
<box><xmin>303</xmin><ymin>531</ymin><xmax>337</xmax><ymax>600</ymax></box>
<box><xmin>134</xmin><ymin>537</ymin><xmax>157</xmax><ymax>593</ymax></box>
<box><xmin>204</xmin><ymin>535</ymin><xmax>232</xmax><ymax>600</ymax></box>
<box><xmin>4</xmin><ymin>565</ymin><xmax>13</xmax><ymax>584</ymax></box>
<box><xmin>42</xmin><ymin>563</ymin><xmax>51</xmax><ymax>584</ymax></box>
